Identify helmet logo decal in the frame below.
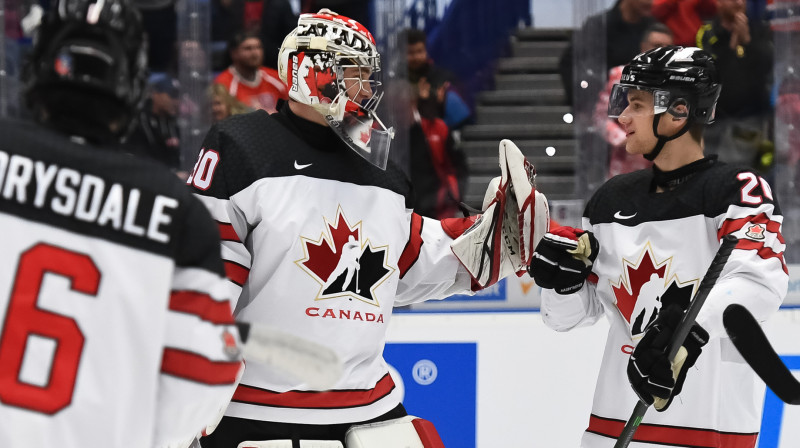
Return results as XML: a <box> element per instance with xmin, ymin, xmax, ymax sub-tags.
<box><xmin>54</xmin><ymin>51</ymin><xmax>73</xmax><ymax>77</ymax></box>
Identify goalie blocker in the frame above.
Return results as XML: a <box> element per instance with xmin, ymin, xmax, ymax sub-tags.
<box><xmin>448</xmin><ymin>139</ymin><xmax>550</xmax><ymax>289</ymax></box>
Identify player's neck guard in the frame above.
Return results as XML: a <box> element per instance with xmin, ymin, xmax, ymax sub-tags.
<box><xmin>651</xmin><ymin>155</ymin><xmax>717</xmax><ymax>190</ymax></box>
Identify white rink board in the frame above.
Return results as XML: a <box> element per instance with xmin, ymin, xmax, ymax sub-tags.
<box><xmin>386</xmin><ymin>309</ymin><xmax>800</xmax><ymax>447</ymax></box>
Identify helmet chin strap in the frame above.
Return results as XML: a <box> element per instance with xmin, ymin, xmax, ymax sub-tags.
<box><xmin>644</xmin><ymin>113</ymin><xmax>693</xmax><ymax>161</ymax></box>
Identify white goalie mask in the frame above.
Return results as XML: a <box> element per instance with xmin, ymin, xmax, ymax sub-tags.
<box><xmin>278</xmin><ymin>9</ymin><xmax>394</xmax><ymax>169</ymax></box>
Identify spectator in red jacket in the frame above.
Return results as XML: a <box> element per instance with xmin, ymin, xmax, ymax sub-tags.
<box><xmin>213</xmin><ymin>31</ymin><xmax>288</xmax><ymax>113</ymax></box>
<box><xmin>652</xmin><ymin>0</ymin><xmax>717</xmax><ymax>46</ymax></box>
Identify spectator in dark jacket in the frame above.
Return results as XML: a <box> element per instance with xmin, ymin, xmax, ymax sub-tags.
<box><xmin>559</xmin><ymin>0</ymin><xmax>657</xmax><ymax>105</ymax></box>
<box><xmin>698</xmin><ymin>0</ymin><xmax>774</xmax><ymax>165</ymax></box>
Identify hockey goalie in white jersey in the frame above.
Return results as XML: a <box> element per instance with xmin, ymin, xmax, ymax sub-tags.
<box><xmin>530</xmin><ymin>46</ymin><xmax>788</xmax><ymax>448</ymax></box>
<box><xmin>187</xmin><ymin>9</ymin><xmax>549</xmax><ymax>447</ymax></box>
<box><xmin>0</xmin><ymin>1</ymin><xmax>244</xmax><ymax>447</ymax></box>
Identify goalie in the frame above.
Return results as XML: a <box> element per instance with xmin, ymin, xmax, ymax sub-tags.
<box><xmin>189</xmin><ymin>10</ymin><xmax>549</xmax><ymax>448</ymax></box>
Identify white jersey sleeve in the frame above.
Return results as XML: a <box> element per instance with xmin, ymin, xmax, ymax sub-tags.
<box><xmin>394</xmin><ymin>213</ymin><xmax>473</xmax><ymax>306</ymax></box>
<box><xmin>695</xmin><ymin>177</ymin><xmax>788</xmax><ymax>338</ymax></box>
<box><xmin>153</xmin><ymin>196</ymin><xmax>244</xmax><ymax>447</ymax></box>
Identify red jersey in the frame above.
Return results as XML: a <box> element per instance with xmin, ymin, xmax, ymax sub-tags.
<box><xmin>214</xmin><ymin>67</ymin><xmax>288</xmax><ymax>114</ymax></box>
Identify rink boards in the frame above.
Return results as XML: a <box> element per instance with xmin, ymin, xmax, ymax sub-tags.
<box><xmin>384</xmin><ymin>265</ymin><xmax>800</xmax><ymax>447</ymax></box>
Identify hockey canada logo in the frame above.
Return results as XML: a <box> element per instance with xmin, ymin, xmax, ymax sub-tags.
<box><xmin>745</xmin><ymin>223</ymin><xmax>766</xmax><ymax>240</ymax></box>
<box><xmin>611</xmin><ymin>244</ymin><xmax>699</xmax><ymax>337</ymax></box>
<box><xmin>295</xmin><ymin>206</ymin><xmax>394</xmax><ymax>307</ymax></box>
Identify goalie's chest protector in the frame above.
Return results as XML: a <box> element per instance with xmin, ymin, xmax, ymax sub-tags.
<box><xmin>194</xmin><ymin>109</ymin><xmax>418</xmax><ymax>423</ymax></box>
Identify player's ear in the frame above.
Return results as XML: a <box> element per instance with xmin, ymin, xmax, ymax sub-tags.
<box><xmin>668</xmin><ymin>99</ymin><xmax>689</xmax><ymax>121</ymax></box>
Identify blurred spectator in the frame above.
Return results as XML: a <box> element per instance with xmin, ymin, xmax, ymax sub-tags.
<box><xmin>259</xmin><ymin>0</ymin><xmax>297</xmax><ymax>70</ymax></box>
<box><xmin>559</xmin><ymin>0</ymin><xmax>657</xmax><ymax>105</ymax></box>
<box><xmin>595</xmin><ymin>23</ymin><xmax>674</xmax><ymax>178</ymax></box>
<box><xmin>126</xmin><ymin>76</ymin><xmax>182</xmax><ymax>172</ymax></box>
<box><xmin>213</xmin><ymin>30</ymin><xmax>288</xmax><ymax>113</ymax></box>
<box><xmin>697</xmin><ymin>0</ymin><xmax>774</xmax><ymax>165</ymax></box>
<box><xmin>652</xmin><ymin>0</ymin><xmax>717</xmax><ymax>46</ymax></box>
<box><xmin>210</xmin><ymin>83</ymin><xmax>252</xmax><ymax>122</ymax></box>
<box><xmin>211</xmin><ymin>0</ymin><xmax>244</xmax><ymax>43</ymax></box>
<box><xmin>140</xmin><ymin>4</ymin><xmax>177</xmax><ymax>72</ymax></box>
<box><xmin>405</xmin><ymin>28</ymin><xmax>471</xmax><ymax>131</ymax></box>
<box><xmin>397</xmin><ymin>83</ymin><xmax>466</xmax><ymax>219</ymax></box>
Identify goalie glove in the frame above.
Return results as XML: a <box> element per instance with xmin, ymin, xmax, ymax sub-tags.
<box><xmin>627</xmin><ymin>304</ymin><xmax>709</xmax><ymax>412</ymax></box>
<box><xmin>450</xmin><ymin>139</ymin><xmax>549</xmax><ymax>289</ymax></box>
<box><xmin>528</xmin><ymin>226</ymin><xmax>599</xmax><ymax>294</ymax></box>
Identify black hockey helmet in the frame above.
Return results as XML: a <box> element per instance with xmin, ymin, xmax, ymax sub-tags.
<box><xmin>608</xmin><ymin>46</ymin><xmax>722</xmax><ymax>160</ymax></box>
<box><xmin>23</xmin><ymin>0</ymin><xmax>148</xmax><ymax>143</ymax></box>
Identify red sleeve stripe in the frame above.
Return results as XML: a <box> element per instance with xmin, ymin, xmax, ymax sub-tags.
<box><xmin>169</xmin><ymin>290</ymin><xmax>234</xmax><ymax>325</ymax></box>
<box><xmin>587</xmin><ymin>414</ymin><xmax>757</xmax><ymax>448</ymax></box>
<box><xmin>398</xmin><ymin>213</ymin><xmax>424</xmax><ymax>279</ymax></box>
<box><xmin>217</xmin><ymin>222</ymin><xmax>240</xmax><ymax>242</ymax></box>
<box><xmin>161</xmin><ymin>348</ymin><xmax>241</xmax><ymax>385</ymax></box>
<box><xmin>224</xmin><ymin>260</ymin><xmax>250</xmax><ymax>286</ymax></box>
<box><xmin>232</xmin><ymin>372</ymin><xmax>395</xmax><ymax>409</ymax></box>
<box><xmin>736</xmin><ymin>239</ymin><xmax>789</xmax><ymax>274</ymax></box>
<box><xmin>718</xmin><ymin>213</ymin><xmax>785</xmax><ymax>244</ymax></box>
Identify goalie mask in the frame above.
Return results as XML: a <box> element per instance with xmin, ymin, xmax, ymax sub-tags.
<box><xmin>607</xmin><ymin>46</ymin><xmax>721</xmax><ymax>161</ymax></box>
<box><xmin>278</xmin><ymin>9</ymin><xmax>394</xmax><ymax>169</ymax></box>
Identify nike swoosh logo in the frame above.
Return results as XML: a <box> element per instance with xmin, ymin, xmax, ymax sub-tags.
<box><xmin>294</xmin><ymin>161</ymin><xmax>312</xmax><ymax>170</ymax></box>
<box><xmin>614</xmin><ymin>211</ymin><xmax>637</xmax><ymax>220</ymax></box>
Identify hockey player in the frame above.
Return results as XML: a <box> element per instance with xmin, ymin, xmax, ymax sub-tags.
<box><xmin>0</xmin><ymin>1</ymin><xmax>243</xmax><ymax>447</ymax></box>
<box><xmin>530</xmin><ymin>46</ymin><xmax>788</xmax><ymax>447</ymax></box>
<box><xmin>189</xmin><ymin>9</ymin><xmax>548</xmax><ymax>447</ymax></box>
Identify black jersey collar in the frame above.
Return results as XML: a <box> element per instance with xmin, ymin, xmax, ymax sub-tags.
<box><xmin>652</xmin><ymin>155</ymin><xmax>718</xmax><ymax>191</ymax></box>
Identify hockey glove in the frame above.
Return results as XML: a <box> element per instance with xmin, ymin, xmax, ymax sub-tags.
<box><xmin>627</xmin><ymin>304</ymin><xmax>709</xmax><ymax>412</ymax></box>
<box><xmin>450</xmin><ymin>139</ymin><xmax>549</xmax><ymax>290</ymax></box>
<box><xmin>528</xmin><ymin>226</ymin><xmax>598</xmax><ymax>294</ymax></box>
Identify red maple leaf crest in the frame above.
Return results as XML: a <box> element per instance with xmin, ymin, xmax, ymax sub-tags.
<box><xmin>300</xmin><ymin>210</ymin><xmax>360</xmax><ymax>283</ymax></box>
<box><xmin>612</xmin><ymin>249</ymin><xmax>667</xmax><ymax>324</ymax></box>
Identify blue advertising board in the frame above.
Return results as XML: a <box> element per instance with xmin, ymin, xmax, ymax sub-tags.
<box><xmin>384</xmin><ymin>343</ymin><xmax>477</xmax><ymax>448</ymax></box>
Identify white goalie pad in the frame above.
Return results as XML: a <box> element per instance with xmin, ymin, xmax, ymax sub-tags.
<box><xmin>345</xmin><ymin>415</ymin><xmax>444</xmax><ymax>448</ymax></box>
<box><xmin>450</xmin><ymin>139</ymin><xmax>549</xmax><ymax>289</ymax></box>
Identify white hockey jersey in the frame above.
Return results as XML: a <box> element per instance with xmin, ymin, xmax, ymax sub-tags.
<box><xmin>0</xmin><ymin>119</ymin><xmax>242</xmax><ymax>448</ymax></box>
<box><xmin>188</xmin><ymin>106</ymin><xmax>473</xmax><ymax>425</ymax></box>
<box><xmin>541</xmin><ymin>158</ymin><xmax>788</xmax><ymax>448</ymax></box>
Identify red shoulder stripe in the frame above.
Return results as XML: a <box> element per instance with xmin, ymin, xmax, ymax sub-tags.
<box><xmin>736</xmin><ymin>239</ymin><xmax>788</xmax><ymax>274</ymax></box>
<box><xmin>398</xmin><ymin>213</ymin><xmax>424</xmax><ymax>279</ymax></box>
<box><xmin>161</xmin><ymin>348</ymin><xmax>241</xmax><ymax>385</ymax></box>
<box><xmin>224</xmin><ymin>260</ymin><xmax>250</xmax><ymax>286</ymax></box>
<box><xmin>717</xmin><ymin>213</ymin><xmax>784</xmax><ymax>244</ymax></box>
<box><xmin>169</xmin><ymin>290</ymin><xmax>234</xmax><ymax>325</ymax></box>
<box><xmin>218</xmin><ymin>222</ymin><xmax>240</xmax><ymax>242</ymax></box>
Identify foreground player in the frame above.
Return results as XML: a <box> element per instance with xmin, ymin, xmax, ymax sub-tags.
<box><xmin>190</xmin><ymin>9</ymin><xmax>547</xmax><ymax>447</ymax></box>
<box><xmin>530</xmin><ymin>46</ymin><xmax>787</xmax><ymax>447</ymax></box>
<box><xmin>0</xmin><ymin>1</ymin><xmax>242</xmax><ymax>447</ymax></box>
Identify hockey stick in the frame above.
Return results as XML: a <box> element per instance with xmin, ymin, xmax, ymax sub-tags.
<box><xmin>614</xmin><ymin>234</ymin><xmax>738</xmax><ymax>448</ymax></box>
<box><xmin>723</xmin><ymin>303</ymin><xmax>800</xmax><ymax>405</ymax></box>
<box><xmin>236</xmin><ymin>322</ymin><xmax>342</xmax><ymax>389</ymax></box>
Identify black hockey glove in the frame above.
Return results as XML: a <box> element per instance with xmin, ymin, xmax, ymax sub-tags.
<box><xmin>627</xmin><ymin>304</ymin><xmax>709</xmax><ymax>412</ymax></box>
<box><xmin>527</xmin><ymin>226</ymin><xmax>599</xmax><ymax>295</ymax></box>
